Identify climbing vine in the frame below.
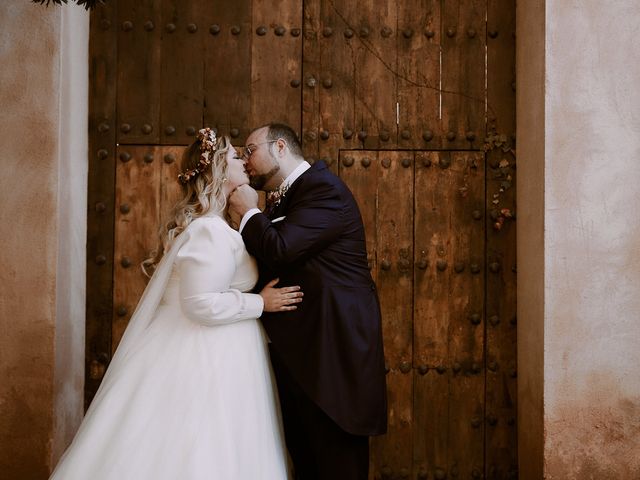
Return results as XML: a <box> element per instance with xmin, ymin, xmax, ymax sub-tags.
<box><xmin>484</xmin><ymin>130</ymin><xmax>516</xmax><ymax>232</ymax></box>
<box><xmin>32</xmin><ymin>0</ymin><xmax>106</xmax><ymax>10</ymax></box>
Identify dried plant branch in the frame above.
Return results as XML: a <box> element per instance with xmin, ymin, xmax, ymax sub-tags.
<box><xmin>32</xmin><ymin>0</ymin><xmax>106</xmax><ymax>11</ymax></box>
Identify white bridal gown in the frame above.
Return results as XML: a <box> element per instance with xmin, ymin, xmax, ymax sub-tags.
<box><xmin>50</xmin><ymin>215</ymin><xmax>290</xmax><ymax>480</ymax></box>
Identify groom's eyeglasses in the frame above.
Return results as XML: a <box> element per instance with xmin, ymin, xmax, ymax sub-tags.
<box><xmin>242</xmin><ymin>141</ymin><xmax>277</xmax><ymax>160</ymax></box>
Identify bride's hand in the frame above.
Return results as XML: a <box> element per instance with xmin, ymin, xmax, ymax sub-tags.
<box><xmin>259</xmin><ymin>278</ymin><xmax>303</xmax><ymax>312</ymax></box>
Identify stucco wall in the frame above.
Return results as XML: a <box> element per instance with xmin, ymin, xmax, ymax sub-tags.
<box><xmin>0</xmin><ymin>3</ymin><xmax>88</xmax><ymax>477</ymax></box>
<box><xmin>519</xmin><ymin>0</ymin><xmax>640</xmax><ymax>478</ymax></box>
<box><xmin>544</xmin><ymin>1</ymin><xmax>640</xmax><ymax>477</ymax></box>
<box><xmin>53</xmin><ymin>2</ymin><xmax>89</xmax><ymax>465</ymax></box>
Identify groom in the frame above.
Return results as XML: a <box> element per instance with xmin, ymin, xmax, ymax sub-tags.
<box><xmin>229</xmin><ymin>123</ymin><xmax>387</xmax><ymax>480</ymax></box>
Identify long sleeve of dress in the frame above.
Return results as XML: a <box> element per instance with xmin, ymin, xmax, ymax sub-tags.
<box><xmin>176</xmin><ymin>218</ymin><xmax>264</xmax><ymax>326</ymax></box>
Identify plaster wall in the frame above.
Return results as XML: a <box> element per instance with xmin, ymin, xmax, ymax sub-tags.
<box><xmin>543</xmin><ymin>1</ymin><xmax>640</xmax><ymax>477</ymax></box>
<box><xmin>0</xmin><ymin>3</ymin><xmax>88</xmax><ymax>477</ymax></box>
<box><xmin>53</xmin><ymin>3</ymin><xmax>89</xmax><ymax>465</ymax></box>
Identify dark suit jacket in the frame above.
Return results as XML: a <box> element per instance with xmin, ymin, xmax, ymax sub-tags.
<box><xmin>242</xmin><ymin>161</ymin><xmax>387</xmax><ymax>436</ymax></box>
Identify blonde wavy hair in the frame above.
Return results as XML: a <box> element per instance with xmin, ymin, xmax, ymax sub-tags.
<box><xmin>142</xmin><ymin>135</ymin><xmax>231</xmax><ymax>276</ymax></box>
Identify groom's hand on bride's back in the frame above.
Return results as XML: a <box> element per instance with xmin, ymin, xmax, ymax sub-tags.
<box><xmin>229</xmin><ymin>184</ymin><xmax>259</xmax><ymax>217</ymax></box>
<box><xmin>259</xmin><ymin>278</ymin><xmax>303</xmax><ymax>312</ymax></box>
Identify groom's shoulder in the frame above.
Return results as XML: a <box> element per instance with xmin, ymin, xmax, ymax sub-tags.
<box><xmin>295</xmin><ymin>162</ymin><xmax>359</xmax><ymax>210</ymax></box>
<box><xmin>302</xmin><ymin>160</ymin><xmax>343</xmax><ymax>187</ymax></box>
<box><xmin>292</xmin><ymin>164</ymin><xmax>343</xmax><ymax>201</ymax></box>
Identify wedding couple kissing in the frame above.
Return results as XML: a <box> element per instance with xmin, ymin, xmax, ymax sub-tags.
<box><xmin>50</xmin><ymin>123</ymin><xmax>387</xmax><ymax>480</ymax></box>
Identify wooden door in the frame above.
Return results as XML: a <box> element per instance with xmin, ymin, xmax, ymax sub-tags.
<box><xmin>87</xmin><ymin>1</ymin><xmax>516</xmax><ymax>478</ymax></box>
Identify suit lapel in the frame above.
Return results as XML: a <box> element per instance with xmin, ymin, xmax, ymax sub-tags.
<box><xmin>271</xmin><ymin>160</ymin><xmax>326</xmax><ymax>218</ymax></box>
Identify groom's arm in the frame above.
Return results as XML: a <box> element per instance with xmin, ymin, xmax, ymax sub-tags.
<box><xmin>241</xmin><ymin>179</ymin><xmax>344</xmax><ymax>270</ymax></box>
<box><xmin>238</xmin><ymin>208</ymin><xmax>261</xmax><ymax>232</ymax></box>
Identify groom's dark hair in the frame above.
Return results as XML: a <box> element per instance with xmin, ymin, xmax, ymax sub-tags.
<box><xmin>259</xmin><ymin>123</ymin><xmax>303</xmax><ymax>158</ymax></box>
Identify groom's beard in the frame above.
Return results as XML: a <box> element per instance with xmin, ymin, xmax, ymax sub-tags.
<box><xmin>250</xmin><ymin>163</ymin><xmax>281</xmax><ymax>190</ymax></box>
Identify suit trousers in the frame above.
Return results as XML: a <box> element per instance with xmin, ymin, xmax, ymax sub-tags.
<box><xmin>270</xmin><ymin>350</ymin><xmax>369</xmax><ymax>480</ymax></box>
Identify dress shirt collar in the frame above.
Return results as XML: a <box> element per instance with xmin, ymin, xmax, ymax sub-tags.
<box><xmin>277</xmin><ymin>161</ymin><xmax>311</xmax><ymax>192</ymax></box>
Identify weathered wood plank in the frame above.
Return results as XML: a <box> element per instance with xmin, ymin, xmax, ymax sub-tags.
<box><xmin>441</xmin><ymin>0</ymin><xmax>486</xmax><ymax>150</ymax></box>
<box><xmin>397</xmin><ymin>0</ymin><xmax>442</xmax><ymax>150</ymax></box>
<box><xmin>112</xmin><ymin>146</ymin><xmax>161</xmax><ymax>349</ymax></box>
<box><xmin>301</xmin><ymin>0</ymin><xmax>320</xmax><ymax>162</ymax></box>
<box><xmin>486</xmin><ymin>3</ymin><xmax>517</xmax><ymax>476</ymax></box>
<box><xmin>377</xmin><ymin>152</ymin><xmax>414</xmax><ymax>368</ymax></box>
<box><xmin>160</xmin><ymin>146</ymin><xmax>185</xmax><ymax>221</ymax></box>
<box><xmin>159</xmin><ymin>0</ymin><xmax>204</xmax><ymax>145</ymax></box>
<box><xmin>371</xmin><ymin>152</ymin><xmax>414</xmax><ymax>478</ymax></box>
<box><xmin>446</xmin><ymin>152</ymin><xmax>485</xmax><ymax>479</ymax></box>
<box><xmin>116</xmin><ymin>0</ymin><xmax>161</xmax><ymax>144</ymax></box>
<box><xmin>316</xmin><ymin>0</ymin><xmax>360</xmax><ymax>173</ymax></box>
<box><xmin>351</xmin><ymin>1</ymin><xmax>398</xmax><ymax>149</ymax></box>
<box><xmin>413</xmin><ymin>151</ymin><xmax>452</xmax><ymax>477</ymax></box>
<box><xmin>487</xmin><ymin>0</ymin><xmax>516</xmax><ymax>138</ymax></box>
<box><xmin>250</xmin><ymin>0</ymin><xmax>302</xmax><ymax>130</ymax></box>
<box><xmin>85</xmin><ymin>0</ymin><xmax>118</xmax><ymax>408</ymax></box>
<box><xmin>203</xmin><ymin>0</ymin><xmax>252</xmax><ymax>143</ymax></box>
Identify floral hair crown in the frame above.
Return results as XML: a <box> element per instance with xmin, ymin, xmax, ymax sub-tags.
<box><xmin>178</xmin><ymin>128</ymin><xmax>218</xmax><ymax>184</ymax></box>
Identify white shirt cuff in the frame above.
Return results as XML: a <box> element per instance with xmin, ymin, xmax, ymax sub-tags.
<box><xmin>243</xmin><ymin>293</ymin><xmax>264</xmax><ymax>318</ymax></box>
<box><xmin>239</xmin><ymin>208</ymin><xmax>262</xmax><ymax>233</ymax></box>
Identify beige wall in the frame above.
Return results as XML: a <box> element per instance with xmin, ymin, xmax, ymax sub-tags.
<box><xmin>0</xmin><ymin>3</ymin><xmax>88</xmax><ymax>478</ymax></box>
<box><xmin>53</xmin><ymin>1</ymin><xmax>90</xmax><ymax>465</ymax></box>
<box><xmin>518</xmin><ymin>0</ymin><xmax>640</xmax><ymax>478</ymax></box>
<box><xmin>544</xmin><ymin>0</ymin><xmax>640</xmax><ymax>476</ymax></box>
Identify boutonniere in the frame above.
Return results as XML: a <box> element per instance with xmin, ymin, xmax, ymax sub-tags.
<box><xmin>266</xmin><ymin>184</ymin><xmax>289</xmax><ymax>211</ymax></box>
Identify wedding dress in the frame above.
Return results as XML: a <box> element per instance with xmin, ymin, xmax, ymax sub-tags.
<box><xmin>50</xmin><ymin>214</ymin><xmax>290</xmax><ymax>480</ymax></box>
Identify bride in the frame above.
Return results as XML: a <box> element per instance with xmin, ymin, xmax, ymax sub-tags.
<box><xmin>50</xmin><ymin>128</ymin><xmax>301</xmax><ymax>479</ymax></box>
